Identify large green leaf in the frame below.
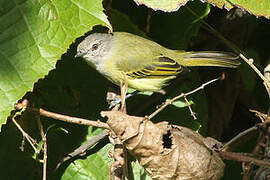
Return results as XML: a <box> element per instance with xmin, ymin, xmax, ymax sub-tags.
<box><xmin>133</xmin><ymin>0</ymin><xmax>189</xmax><ymax>12</ymax></box>
<box><xmin>131</xmin><ymin>160</ymin><xmax>152</xmax><ymax>180</ymax></box>
<box><xmin>62</xmin><ymin>128</ymin><xmax>152</xmax><ymax>180</ymax></box>
<box><xmin>62</xmin><ymin>128</ymin><xmax>113</xmax><ymax>180</ymax></box>
<box><xmin>0</xmin><ymin>49</ymin><xmax>110</xmax><ymax>179</ymax></box>
<box><xmin>206</xmin><ymin>0</ymin><xmax>270</xmax><ymax>18</ymax></box>
<box><xmin>132</xmin><ymin>0</ymin><xmax>270</xmax><ymax>18</ymax></box>
<box><xmin>0</xmin><ymin>0</ymin><xmax>111</xmax><ymax>129</ymax></box>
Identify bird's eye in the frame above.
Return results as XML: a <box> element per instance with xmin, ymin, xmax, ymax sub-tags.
<box><xmin>92</xmin><ymin>43</ymin><xmax>99</xmax><ymax>51</ymax></box>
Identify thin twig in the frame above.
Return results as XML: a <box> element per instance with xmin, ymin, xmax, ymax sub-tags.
<box><xmin>187</xmin><ymin>7</ymin><xmax>270</xmax><ymax>91</ymax></box>
<box><xmin>131</xmin><ymin>72</ymin><xmax>195</xmax><ymax>116</ymax></box>
<box><xmin>12</xmin><ymin>117</ymin><xmax>38</xmax><ymax>153</ymax></box>
<box><xmin>242</xmin><ymin>128</ymin><xmax>268</xmax><ymax>179</ymax></box>
<box><xmin>27</xmin><ymin>108</ymin><xmax>110</xmax><ymax>129</ymax></box>
<box><xmin>264</xmin><ymin>64</ymin><xmax>270</xmax><ymax>101</ymax></box>
<box><xmin>239</xmin><ymin>54</ymin><xmax>270</xmax><ymax>89</ymax></box>
<box><xmin>55</xmin><ymin>129</ymin><xmax>109</xmax><ymax>170</ymax></box>
<box><xmin>183</xmin><ymin>95</ymin><xmax>197</xmax><ymax>120</ymax></box>
<box><xmin>219</xmin><ymin>151</ymin><xmax>270</xmax><ymax>169</ymax></box>
<box><xmin>220</xmin><ymin>126</ymin><xmax>259</xmax><ymax>151</ymax></box>
<box><xmin>250</xmin><ymin>109</ymin><xmax>267</xmax><ymax>122</ymax></box>
<box><xmin>250</xmin><ymin>101</ymin><xmax>270</xmax><ymax>179</ymax></box>
<box><xmin>37</xmin><ymin>116</ymin><xmax>47</xmax><ymax>180</ymax></box>
<box><xmin>148</xmin><ymin>76</ymin><xmax>221</xmax><ymax>119</ymax></box>
<box><xmin>220</xmin><ymin>121</ymin><xmax>270</xmax><ymax>151</ymax></box>
<box><xmin>123</xmin><ymin>147</ymin><xmax>129</xmax><ymax>180</ymax></box>
<box><xmin>110</xmin><ymin>135</ymin><xmax>125</xmax><ymax>180</ymax></box>
<box><xmin>119</xmin><ymin>79</ymin><xmax>129</xmax><ymax>180</ymax></box>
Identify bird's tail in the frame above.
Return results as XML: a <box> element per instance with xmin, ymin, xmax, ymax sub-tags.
<box><xmin>180</xmin><ymin>51</ymin><xmax>240</xmax><ymax>68</ymax></box>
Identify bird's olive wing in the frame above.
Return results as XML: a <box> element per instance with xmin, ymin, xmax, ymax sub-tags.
<box><xmin>126</xmin><ymin>57</ymin><xmax>183</xmax><ymax>79</ymax></box>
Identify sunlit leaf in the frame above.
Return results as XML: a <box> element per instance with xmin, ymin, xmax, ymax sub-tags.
<box><xmin>0</xmin><ymin>0</ymin><xmax>111</xmax><ymax>129</ymax></box>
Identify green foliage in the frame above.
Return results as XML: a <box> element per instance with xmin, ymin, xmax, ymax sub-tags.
<box><xmin>131</xmin><ymin>160</ymin><xmax>152</xmax><ymax>180</ymax></box>
<box><xmin>0</xmin><ymin>0</ymin><xmax>111</xmax><ymax>126</ymax></box>
<box><xmin>0</xmin><ymin>46</ymin><xmax>110</xmax><ymax>179</ymax></box>
<box><xmin>133</xmin><ymin>0</ymin><xmax>270</xmax><ymax>18</ymax></box>
<box><xmin>207</xmin><ymin>0</ymin><xmax>270</xmax><ymax>18</ymax></box>
<box><xmin>133</xmin><ymin>0</ymin><xmax>189</xmax><ymax>12</ymax></box>
<box><xmin>62</xmin><ymin>128</ymin><xmax>113</xmax><ymax>180</ymax></box>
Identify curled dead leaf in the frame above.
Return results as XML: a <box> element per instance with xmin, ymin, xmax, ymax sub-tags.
<box><xmin>101</xmin><ymin>111</ymin><xmax>225</xmax><ymax>180</ymax></box>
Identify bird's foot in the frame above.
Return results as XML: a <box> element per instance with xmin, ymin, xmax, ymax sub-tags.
<box><xmin>107</xmin><ymin>91</ymin><xmax>138</xmax><ymax>110</ymax></box>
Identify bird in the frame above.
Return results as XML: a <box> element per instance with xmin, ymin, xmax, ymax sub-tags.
<box><xmin>75</xmin><ymin>32</ymin><xmax>240</xmax><ymax>92</ymax></box>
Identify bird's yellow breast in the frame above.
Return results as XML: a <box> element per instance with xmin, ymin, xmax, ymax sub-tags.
<box><xmin>100</xmin><ymin>32</ymin><xmax>178</xmax><ymax>91</ymax></box>
<box><xmin>102</xmin><ymin>60</ymin><xmax>174</xmax><ymax>91</ymax></box>
<box><xmin>126</xmin><ymin>76</ymin><xmax>175</xmax><ymax>91</ymax></box>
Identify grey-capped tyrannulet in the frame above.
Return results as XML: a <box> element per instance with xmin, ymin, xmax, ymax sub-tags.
<box><xmin>75</xmin><ymin>32</ymin><xmax>240</xmax><ymax>91</ymax></box>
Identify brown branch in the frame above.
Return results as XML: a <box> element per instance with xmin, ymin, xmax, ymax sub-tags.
<box><xmin>123</xmin><ymin>147</ymin><xmax>129</xmax><ymax>180</ymax></box>
<box><xmin>27</xmin><ymin>108</ymin><xmax>110</xmax><ymax>129</ymax></box>
<box><xmin>183</xmin><ymin>95</ymin><xmax>197</xmax><ymax>120</ymax></box>
<box><xmin>148</xmin><ymin>76</ymin><xmax>221</xmax><ymax>119</ymax></box>
<box><xmin>264</xmin><ymin>64</ymin><xmax>270</xmax><ymax>119</ymax></box>
<box><xmin>119</xmin><ymin>79</ymin><xmax>129</xmax><ymax>180</ymax></box>
<box><xmin>55</xmin><ymin>129</ymin><xmax>109</xmax><ymax>170</ymax></box>
<box><xmin>109</xmin><ymin>135</ymin><xmax>125</xmax><ymax>180</ymax></box>
<box><xmin>219</xmin><ymin>151</ymin><xmax>270</xmax><ymax>169</ymax></box>
<box><xmin>19</xmin><ymin>101</ymin><xmax>130</xmax><ymax>180</ymax></box>
<box><xmin>188</xmin><ymin>7</ymin><xmax>270</xmax><ymax>93</ymax></box>
<box><xmin>220</xmin><ymin>121</ymin><xmax>270</xmax><ymax>151</ymax></box>
<box><xmin>264</xmin><ymin>64</ymin><xmax>270</xmax><ymax>97</ymax></box>
<box><xmin>220</xmin><ymin>125</ymin><xmax>259</xmax><ymax>151</ymax></box>
<box><xmin>12</xmin><ymin>117</ymin><xmax>38</xmax><ymax>153</ymax></box>
<box><xmin>250</xmin><ymin>109</ymin><xmax>267</xmax><ymax>123</ymax></box>
<box><xmin>131</xmin><ymin>72</ymin><xmax>195</xmax><ymax>116</ymax></box>
<box><xmin>241</xmin><ymin>111</ymin><xmax>270</xmax><ymax>179</ymax></box>
<box><xmin>250</xmin><ymin>113</ymin><xmax>270</xmax><ymax>179</ymax></box>
<box><xmin>37</xmin><ymin>116</ymin><xmax>47</xmax><ymax>180</ymax></box>
<box><xmin>239</xmin><ymin>54</ymin><xmax>270</xmax><ymax>90</ymax></box>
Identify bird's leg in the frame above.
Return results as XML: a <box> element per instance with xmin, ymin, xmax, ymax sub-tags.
<box><xmin>120</xmin><ymin>80</ymin><xmax>128</xmax><ymax>113</ymax></box>
<box><xmin>107</xmin><ymin>90</ymin><xmax>139</xmax><ymax>109</ymax></box>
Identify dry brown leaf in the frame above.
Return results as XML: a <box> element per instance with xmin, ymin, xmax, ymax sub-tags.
<box><xmin>101</xmin><ymin>111</ymin><xmax>225</xmax><ymax>180</ymax></box>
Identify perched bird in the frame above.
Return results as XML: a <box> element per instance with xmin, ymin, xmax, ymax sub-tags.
<box><xmin>75</xmin><ymin>32</ymin><xmax>240</xmax><ymax>92</ymax></box>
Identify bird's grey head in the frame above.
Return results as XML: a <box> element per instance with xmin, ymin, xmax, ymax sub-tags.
<box><xmin>75</xmin><ymin>33</ymin><xmax>113</xmax><ymax>68</ymax></box>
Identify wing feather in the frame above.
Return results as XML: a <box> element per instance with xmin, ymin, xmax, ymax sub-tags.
<box><xmin>126</xmin><ymin>57</ymin><xmax>183</xmax><ymax>79</ymax></box>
